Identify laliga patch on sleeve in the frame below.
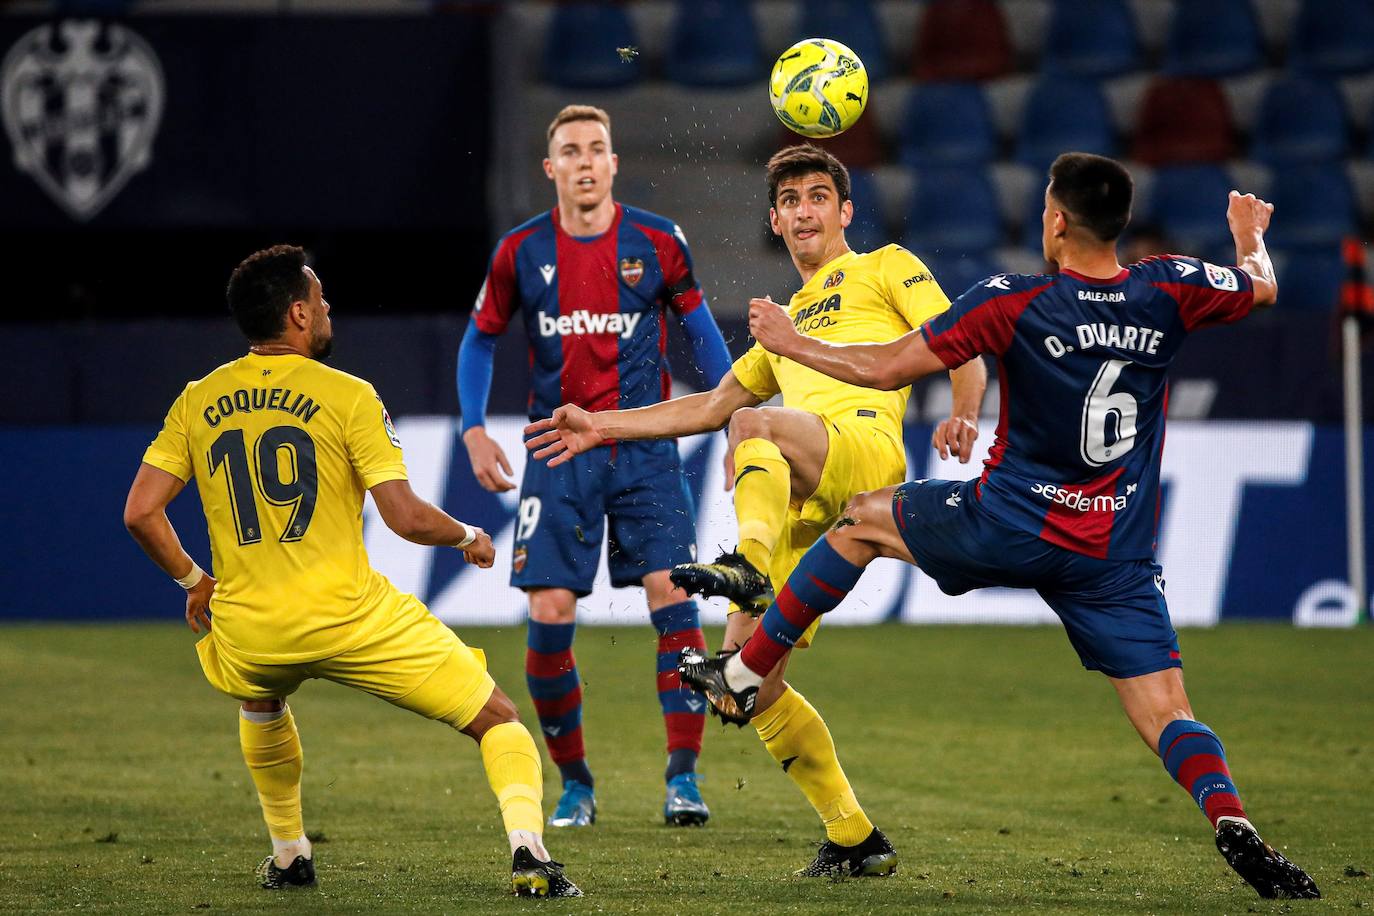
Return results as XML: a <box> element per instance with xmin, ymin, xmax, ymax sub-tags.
<box><xmin>379</xmin><ymin>398</ymin><xmax>402</xmax><ymax>447</ymax></box>
<box><xmin>1203</xmin><ymin>262</ymin><xmax>1239</xmax><ymax>292</ymax></box>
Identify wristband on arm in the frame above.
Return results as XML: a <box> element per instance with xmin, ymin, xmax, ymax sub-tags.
<box><xmin>455</xmin><ymin>523</ymin><xmax>477</xmax><ymax>549</ymax></box>
<box><xmin>175</xmin><ymin>561</ymin><xmax>205</xmax><ymax>590</ymax></box>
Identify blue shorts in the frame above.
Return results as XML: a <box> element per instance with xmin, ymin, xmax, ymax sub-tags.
<box><xmin>511</xmin><ymin>438</ymin><xmax>696</xmax><ymax>596</ymax></box>
<box><xmin>892</xmin><ymin>478</ymin><xmax>1181</xmax><ymax>679</ymax></box>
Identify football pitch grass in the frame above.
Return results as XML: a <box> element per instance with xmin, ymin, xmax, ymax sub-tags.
<box><xmin>1</xmin><ymin>622</ymin><xmax>1370</xmax><ymax>915</ymax></box>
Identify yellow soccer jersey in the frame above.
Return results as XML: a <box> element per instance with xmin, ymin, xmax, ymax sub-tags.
<box><xmin>732</xmin><ymin>244</ymin><xmax>951</xmax><ymax>438</ymax></box>
<box><xmin>142</xmin><ymin>353</ymin><xmax>408</xmax><ymax>664</ymax></box>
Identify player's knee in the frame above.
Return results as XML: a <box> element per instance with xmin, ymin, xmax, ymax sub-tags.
<box><xmin>727</xmin><ymin>406</ymin><xmax>770</xmax><ymax>443</ymax></box>
<box><xmin>527</xmin><ymin>588</ymin><xmax>576</xmax><ymax>623</ymax></box>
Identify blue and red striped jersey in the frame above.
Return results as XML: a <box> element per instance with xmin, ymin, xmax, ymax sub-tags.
<box><xmin>921</xmin><ymin>255</ymin><xmax>1256</xmax><ymax>560</ymax></box>
<box><xmin>472</xmin><ymin>203</ymin><xmax>708</xmax><ymax>417</ymax></box>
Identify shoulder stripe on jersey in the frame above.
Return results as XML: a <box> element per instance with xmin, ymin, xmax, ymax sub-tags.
<box><xmin>474</xmin><ymin>224</ymin><xmax>540</xmax><ymax>335</ymax></box>
<box><xmin>923</xmin><ymin>281</ymin><xmax>1054</xmax><ymax>366</ymax></box>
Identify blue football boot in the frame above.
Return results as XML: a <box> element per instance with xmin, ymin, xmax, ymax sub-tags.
<box><xmin>663</xmin><ymin>772</ymin><xmax>710</xmax><ymax>826</ymax></box>
<box><xmin>548</xmin><ymin>779</ymin><xmax>596</xmax><ymax>828</ymax></box>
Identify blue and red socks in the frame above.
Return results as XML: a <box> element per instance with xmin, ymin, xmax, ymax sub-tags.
<box><xmin>651</xmin><ymin>600</ymin><xmax>706</xmax><ymax>781</ymax></box>
<box><xmin>1158</xmin><ymin>719</ymin><xmax>1247</xmax><ymax>827</ymax></box>
<box><xmin>737</xmin><ymin>535</ymin><xmax>865</xmax><ymax>680</ymax></box>
<box><xmin>526</xmin><ymin>620</ymin><xmax>592</xmax><ymax>788</ymax></box>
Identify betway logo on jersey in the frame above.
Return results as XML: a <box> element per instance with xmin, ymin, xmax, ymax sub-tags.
<box><xmin>537</xmin><ymin>310</ymin><xmax>642</xmax><ymax>339</ymax></box>
<box><xmin>1031</xmin><ymin>481</ymin><xmax>1137</xmax><ymax>512</ymax></box>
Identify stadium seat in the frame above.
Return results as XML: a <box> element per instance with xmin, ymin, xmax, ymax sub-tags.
<box><xmin>898</xmin><ymin>83</ymin><xmax>998</xmax><ymax>169</ymax></box>
<box><xmin>901</xmin><ymin>167</ymin><xmax>1003</xmax><ymax>256</ymax></box>
<box><xmin>1020</xmin><ymin>182</ymin><xmax>1048</xmax><ymax>252</ymax></box>
<box><xmin>1289</xmin><ymin>0</ymin><xmax>1374</xmax><ymax>75</ymax></box>
<box><xmin>1014</xmin><ymin>79</ymin><xmax>1117</xmax><ymax>171</ymax></box>
<box><xmin>1161</xmin><ymin>0</ymin><xmax>1264</xmax><ymax>77</ymax></box>
<box><xmin>1040</xmin><ymin>0</ymin><xmax>1140</xmax><ymax>78</ymax></box>
<box><xmin>1267</xmin><ymin>166</ymin><xmax>1359</xmax><ymax>249</ymax></box>
<box><xmin>542</xmin><ymin>3</ymin><xmax>642</xmax><ymax>89</ymax></box>
<box><xmin>665</xmin><ymin>0</ymin><xmax>761</xmax><ymax>88</ymax></box>
<box><xmin>1146</xmin><ymin>166</ymin><xmax>1237</xmax><ymax>251</ymax></box>
<box><xmin>923</xmin><ymin>251</ymin><xmax>1005</xmax><ymax>299</ymax></box>
<box><xmin>912</xmin><ymin>0</ymin><xmax>1014</xmax><ymax>82</ymax></box>
<box><xmin>1277</xmin><ymin>249</ymin><xmax>1345</xmax><ymax>311</ymax></box>
<box><xmin>1249</xmin><ymin>76</ymin><xmax>1350</xmax><ymax>166</ymax></box>
<box><xmin>778</xmin><ymin>101</ymin><xmax>885</xmax><ymax>169</ymax></box>
<box><xmin>799</xmin><ymin>0</ymin><xmax>889</xmax><ymax>83</ymax></box>
<box><xmin>845</xmin><ymin>168</ymin><xmax>889</xmax><ymax>254</ymax></box>
<box><xmin>1131</xmin><ymin>77</ymin><xmax>1237</xmax><ymax>165</ymax></box>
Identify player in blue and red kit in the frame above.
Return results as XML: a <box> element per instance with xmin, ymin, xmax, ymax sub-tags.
<box><xmin>682</xmin><ymin>153</ymin><xmax>1320</xmax><ymax>899</ymax></box>
<box><xmin>458</xmin><ymin>105</ymin><xmax>733</xmax><ymax>827</ymax></box>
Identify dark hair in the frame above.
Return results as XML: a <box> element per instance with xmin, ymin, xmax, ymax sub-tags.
<box><xmin>1048</xmin><ymin>153</ymin><xmax>1134</xmax><ymax>242</ymax></box>
<box><xmin>765</xmin><ymin>143</ymin><xmax>851</xmax><ymax>207</ymax></box>
<box><xmin>226</xmin><ymin>245</ymin><xmax>310</xmax><ymax>342</ymax></box>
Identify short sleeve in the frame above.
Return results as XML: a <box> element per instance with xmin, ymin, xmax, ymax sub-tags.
<box><xmin>346</xmin><ymin>385</ymin><xmax>409</xmax><ymax>489</ymax></box>
<box><xmin>472</xmin><ymin>233</ymin><xmax>524</xmax><ymax>335</ymax></box>
<box><xmin>731</xmin><ymin>344</ymin><xmax>780</xmax><ymax>400</ymax></box>
<box><xmin>1140</xmin><ymin>255</ymin><xmax>1255</xmax><ymax>331</ymax></box>
<box><xmin>882</xmin><ymin>245</ymin><xmax>951</xmax><ymax>329</ymax></box>
<box><xmin>142</xmin><ymin>386</ymin><xmax>194</xmax><ymax>482</ymax></box>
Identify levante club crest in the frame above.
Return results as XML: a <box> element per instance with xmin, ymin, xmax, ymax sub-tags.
<box><xmin>1</xmin><ymin>20</ymin><xmax>165</xmax><ymax>221</ymax></box>
<box><xmin>619</xmin><ymin>257</ymin><xmax>644</xmax><ymax>287</ymax></box>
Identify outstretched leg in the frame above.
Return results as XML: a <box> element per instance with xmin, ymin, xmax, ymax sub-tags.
<box><xmin>1112</xmin><ymin>671</ymin><xmax>1320</xmax><ymax>899</ymax></box>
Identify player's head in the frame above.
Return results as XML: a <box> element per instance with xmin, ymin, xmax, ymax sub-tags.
<box><xmin>766</xmin><ymin>143</ymin><xmax>854</xmax><ymax>269</ymax></box>
<box><xmin>1043</xmin><ymin>153</ymin><xmax>1134</xmax><ymax>264</ymax></box>
<box><xmin>227</xmin><ymin>244</ymin><xmax>333</xmax><ymax>359</ymax></box>
<box><xmin>544</xmin><ymin>104</ymin><xmax>617</xmax><ymax>211</ymax></box>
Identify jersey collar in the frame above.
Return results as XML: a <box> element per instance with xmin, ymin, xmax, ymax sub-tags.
<box><xmin>1060</xmin><ymin>266</ymin><xmax>1129</xmax><ymax>285</ymax></box>
<box><xmin>552</xmin><ymin>202</ymin><xmax>621</xmax><ymax>243</ymax></box>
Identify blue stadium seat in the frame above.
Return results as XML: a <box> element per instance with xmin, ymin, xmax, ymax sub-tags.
<box><xmin>542</xmin><ymin>3</ymin><xmax>641</xmax><ymax>89</ymax></box>
<box><xmin>923</xmin><ymin>251</ymin><xmax>1005</xmax><ymax>300</ymax></box>
<box><xmin>1014</xmin><ymin>79</ymin><xmax>1117</xmax><ymax>171</ymax></box>
<box><xmin>845</xmin><ymin>169</ymin><xmax>889</xmax><ymax>254</ymax></box>
<box><xmin>1278</xmin><ymin>250</ymin><xmax>1344</xmax><ymax>311</ymax></box>
<box><xmin>1021</xmin><ymin>182</ymin><xmax>1048</xmax><ymax>252</ymax></box>
<box><xmin>898</xmin><ymin>83</ymin><xmax>998</xmax><ymax>168</ymax></box>
<box><xmin>1250</xmin><ymin>76</ymin><xmax>1350</xmax><ymax>166</ymax></box>
<box><xmin>665</xmin><ymin>0</ymin><xmax>761</xmax><ymax>88</ymax></box>
<box><xmin>1268</xmin><ymin>166</ymin><xmax>1359</xmax><ymax>249</ymax></box>
<box><xmin>1041</xmin><ymin>0</ymin><xmax>1140</xmax><ymax>78</ymax></box>
<box><xmin>1289</xmin><ymin>0</ymin><xmax>1374</xmax><ymax>75</ymax></box>
<box><xmin>902</xmin><ymin>167</ymin><xmax>1003</xmax><ymax>255</ymax></box>
<box><xmin>1162</xmin><ymin>0</ymin><xmax>1264</xmax><ymax>76</ymax></box>
<box><xmin>799</xmin><ymin>0</ymin><xmax>889</xmax><ymax>83</ymax></box>
<box><xmin>1147</xmin><ymin>166</ymin><xmax>1237</xmax><ymax>251</ymax></box>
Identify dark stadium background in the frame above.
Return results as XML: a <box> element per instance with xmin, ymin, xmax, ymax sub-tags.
<box><xmin>0</xmin><ymin>0</ymin><xmax>1370</xmax><ymax>628</ymax></box>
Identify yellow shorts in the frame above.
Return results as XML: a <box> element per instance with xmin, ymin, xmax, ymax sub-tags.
<box><xmin>748</xmin><ymin>415</ymin><xmax>907</xmax><ymax>648</ymax></box>
<box><xmin>196</xmin><ymin>592</ymin><xmax>496</xmax><ymax>730</ymax></box>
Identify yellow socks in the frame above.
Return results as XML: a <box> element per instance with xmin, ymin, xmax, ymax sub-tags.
<box><xmin>480</xmin><ymin>722</ymin><xmax>545</xmax><ymax>837</ymax></box>
<box><xmin>753</xmin><ymin>687</ymin><xmax>875</xmax><ymax>847</ymax></box>
<box><xmin>239</xmin><ymin>706</ymin><xmax>304</xmax><ymax>844</ymax></box>
<box><xmin>733</xmin><ymin>437</ymin><xmax>791</xmax><ymax>573</ymax></box>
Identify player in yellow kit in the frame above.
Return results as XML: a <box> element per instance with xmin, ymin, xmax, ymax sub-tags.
<box><xmin>123</xmin><ymin>245</ymin><xmax>580</xmax><ymax>898</ymax></box>
<box><xmin>525</xmin><ymin>144</ymin><xmax>987</xmax><ymax>878</ymax></box>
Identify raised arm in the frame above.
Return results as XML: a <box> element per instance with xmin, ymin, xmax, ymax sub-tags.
<box><xmin>1227</xmin><ymin>190</ymin><xmax>1276</xmax><ymax>309</ymax></box>
<box><xmin>525</xmin><ymin>371</ymin><xmax>761</xmax><ymax>466</ymax></box>
<box><xmin>747</xmin><ymin>297</ymin><xmax>950</xmax><ymax>391</ymax></box>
